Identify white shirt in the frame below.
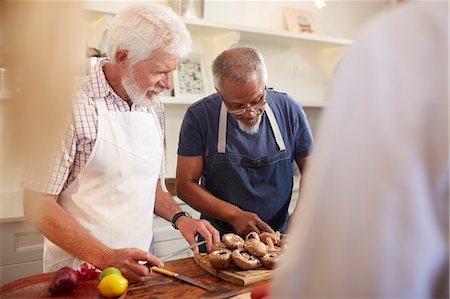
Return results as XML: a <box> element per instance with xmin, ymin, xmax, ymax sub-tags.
<box><xmin>272</xmin><ymin>2</ymin><xmax>448</xmax><ymax>298</ymax></box>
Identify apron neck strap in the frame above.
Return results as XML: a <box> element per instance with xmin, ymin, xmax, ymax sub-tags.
<box><xmin>264</xmin><ymin>103</ymin><xmax>286</xmax><ymax>151</ymax></box>
<box><xmin>217</xmin><ymin>101</ymin><xmax>286</xmax><ymax>153</ymax></box>
<box><xmin>218</xmin><ymin>102</ymin><xmax>228</xmax><ymax>153</ymax></box>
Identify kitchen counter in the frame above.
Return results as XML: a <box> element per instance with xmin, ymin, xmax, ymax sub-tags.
<box><xmin>0</xmin><ymin>191</ymin><xmax>24</xmax><ymax>223</ymax></box>
<box><xmin>0</xmin><ymin>257</ymin><xmax>266</xmax><ymax>298</ymax></box>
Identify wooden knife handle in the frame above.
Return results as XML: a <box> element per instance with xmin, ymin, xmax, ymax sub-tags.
<box><xmin>151</xmin><ymin>266</ymin><xmax>175</xmax><ymax>277</ymax></box>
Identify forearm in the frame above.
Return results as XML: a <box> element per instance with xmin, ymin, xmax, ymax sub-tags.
<box><xmin>153</xmin><ymin>180</ymin><xmax>183</xmax><ymax>222</ymax></box>
<box><xmin>176</xmin><ymin>179</ymin><xmax>242</xmax><ymax>223</ymax></box>
<box><xmin>23</xmin><ymin>189</ymin><xmax>111</xmax><ymax>269</ymax></box>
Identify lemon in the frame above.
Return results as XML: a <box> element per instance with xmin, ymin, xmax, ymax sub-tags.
<box><xmin>97</xmin><ymin>274</ymin><xmax>128</xmax><ymax>298</ymax></box>
<box><xmin>99</xmin><ymin>267</ymin><xmax>122</xmax><ymax>280</ymax></box>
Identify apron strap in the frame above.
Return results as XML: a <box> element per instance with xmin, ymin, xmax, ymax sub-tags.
<box><xmin>217</xmin><ymin>101</ymin><xmax>286</xmax><ymax>153</ymax></box>
<box><xmin>218</xmin><ymin>102</ymin><xmax>228</xmax><ymax>153</ymax></box>
<box><xmin>149</xmin><ymin>106</ymin><xmax>168</xmax><ymax>193</ymax></box>
<box><xmin>265</xmin><ymin>104</ymin><xmax>286</xmax><ymax>150</ymax></box>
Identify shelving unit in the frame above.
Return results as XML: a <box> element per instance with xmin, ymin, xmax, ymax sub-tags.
<box><xmin>179</xmin><ymin>17</ymin><xmax>352</xmax><ymax>107</ymax></box>
<box><xmin>84</xmin><ymin>8</ymin><xmax>352</xmax><ymax>108</ymax></box>
<box><xmin>183</xmin><ymin>17</ymin><xmax>353</xmax><ymax>50</ymax></box>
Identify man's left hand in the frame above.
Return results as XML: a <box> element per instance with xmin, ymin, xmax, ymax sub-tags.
<box><xmin>176</xmin><ymin>217</ymin><xmax>220</xmax><ymax>252</ymax></box>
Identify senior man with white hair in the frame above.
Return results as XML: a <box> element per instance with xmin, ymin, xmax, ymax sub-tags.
<box><xmin>23</xmin><ymin>3</ymin><xmax>219</xmax><ymax>282</ymax></box>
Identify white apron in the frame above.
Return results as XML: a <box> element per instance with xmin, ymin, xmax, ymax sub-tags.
<box><xmin>43</xmin><ymin>99</ymin><xmax>163</xmax><ymax>272</ymax></box>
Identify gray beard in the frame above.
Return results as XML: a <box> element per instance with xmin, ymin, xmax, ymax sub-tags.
<box><xmin>237</xmin><ymin>116</ymin><xmax>262</xmax><ymax>135</ymax></box>
<box><xmin>121</xmin><ymin>70</ymin><xmax>161</xmax><ymax>109</ymax></box>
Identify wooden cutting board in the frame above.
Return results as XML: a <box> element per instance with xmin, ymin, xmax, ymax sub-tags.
<box><xmin>194</xmin><ymin>253</ymin><xmax>272</xmax><ymax>286</ymax></box>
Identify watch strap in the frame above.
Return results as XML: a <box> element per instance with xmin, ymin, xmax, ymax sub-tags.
<box><xmin>171</xmin><ymin>211</ymin><xmax>192</xmax><ymax>229</ymax></box>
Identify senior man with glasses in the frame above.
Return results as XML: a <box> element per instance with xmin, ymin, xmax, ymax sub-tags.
<box><xmin>176</xmin><ymin>47</ymin><xmax>313</xmax><ymax>247</ymax></box>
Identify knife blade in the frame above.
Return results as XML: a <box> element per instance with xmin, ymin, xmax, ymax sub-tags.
<box><xmin>159</xmin><ymin>240</ymin><xmax>206</xmax><ymax>261</ymax></box>
<box><xmin>151</xmin><ymin>266</ymin><xmax>215</xmax><ymax>291</ymax></box>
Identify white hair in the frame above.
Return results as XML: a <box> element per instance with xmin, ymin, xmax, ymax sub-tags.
<box><xmin>106</xmin><ymin>3</ymin><xmax>192</xmax><ymax>64</ymax></box>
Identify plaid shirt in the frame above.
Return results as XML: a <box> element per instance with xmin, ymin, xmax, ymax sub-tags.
<box><xmin>25</xmin><ymin>59</ymin><xmax>166</xmax><ymax>195</ymax></box>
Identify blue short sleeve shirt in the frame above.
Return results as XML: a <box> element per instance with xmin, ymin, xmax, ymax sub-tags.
<box><xmin>177</xmin><ymin>90</ymin><xmax>314</xmax><ymax>179</ymax></box>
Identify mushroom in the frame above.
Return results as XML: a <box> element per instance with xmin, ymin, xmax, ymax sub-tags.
<box><xmin>211</xmin><ymin>242</ymin><xmax>228</xmax><ymax>252</ymax></box>
<box><xmin>208</xmin><ymin>249</ymin><xmax>232</xmax><ymax>269</ymax></box>
<box><xmin>244</xmin><ymin>232</ymin><xmax>268</xmax><ymax>257</ymax></box>
<box><xmin>231</xmin><ymin>249</ymin><xmax>260</xmax><ymax>270</ymax></box>
<box><xmin>265</xmin><ymin>237</ymin><xmax>282</xmax><ymax>253</ymax></box>
<box><xmin>222</xmin><ymin>233</ymin><xmax>245</xmax><ymax>250</ymax></box>
<box><xmin>260</xmin><ymin>252</ymin><xmax>281</xmax><ymax>270</ymax></box>
<box><xmin>259</xmin><ymin>231</ymin><xmax>281</xmax><ymax>246</ymax></box>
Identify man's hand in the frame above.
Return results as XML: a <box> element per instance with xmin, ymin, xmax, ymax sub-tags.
<box><xmin>230</xmin><ymin>210</ymin><xmax>274</xmax><ymax>236</ymax></box>
<box><xmin>176</xmin><ymin>217</ymin><xmax>221</xmax><ymax>252</ymax></box>
<box><xmin>98</xmin><ymin>248</ymin><xmax>163</xmax><ymax>283</ymax></box>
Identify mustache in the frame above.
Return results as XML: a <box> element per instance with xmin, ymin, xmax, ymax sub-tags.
<box><xmin>145</xmin><ymin>86</ymin><xmax>164</xmax><ymax>94</ymax></box>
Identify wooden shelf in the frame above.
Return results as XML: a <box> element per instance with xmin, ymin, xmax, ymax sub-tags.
<box><xmin>160</xmin><ymin>96</ymin><xmax>326</xmax><ymax>108</ymax></box>
<box><xmin>183</xmin><ymin>18</ymin><xmax>353</xmax><ymax>50</ymax></box>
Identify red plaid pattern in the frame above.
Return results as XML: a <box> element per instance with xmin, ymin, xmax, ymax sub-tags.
<box><xmin>24</xmin><ymin>59</ymin><xmax>166</xmax><ymax>195</ymax></box>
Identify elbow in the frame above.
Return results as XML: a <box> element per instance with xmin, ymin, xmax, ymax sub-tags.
<box><xmin>23</xmin><ymin>189</ymin><xmax>55</xmax><ymax>227</ymax></box>
<box><xmin>175</xmin><ymin>179</ymin><xmax>187</xmax><ymax>199</ymax></box>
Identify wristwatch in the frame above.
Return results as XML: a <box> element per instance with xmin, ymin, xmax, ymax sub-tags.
<box><xmin>171</xmin><ymin>211</ymin><xmax>192</xmax><ymax>230</ymax></box>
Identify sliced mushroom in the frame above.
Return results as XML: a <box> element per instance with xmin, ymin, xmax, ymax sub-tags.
<box><xmin>208</xmin><ymin>249</ymin><xmax>232</xmax><ymax>269</ymax></box>
<box><xmin>260</xmin><ymin>252</ymin><xmax>281</xmax><ymax>269</ymax></box>
<box><xmin>245</xmin><ymin>231</ymin><xmax>260</xmax><ymax>241</ymax></box>
<box><xmin>244</xmin><ymin>232</ymin><xmax>268</xmax><ymax>257</ymax></box>
<box><xmin>259</xmin><ymin>231</ymin><xmax>281</xmax><ymax>246</ymax></box>
<box><xmin>222</xmin><ymin>233</ymin><xmax>245</xmax><ymax>250</ymax></box>
<box><xmin>211</xmin><ymin>242</ymin><xmax>227</xmax><ymax>252</ymax></box>
<box><xmin>265</xmin><ymin>238</ymin><xmax>281</xmax><ymax>253</ymax></box>
<box><xmin>231</xmin><ymin>249</ymin><xmax>260</xmax><ymax>270</ymax></box>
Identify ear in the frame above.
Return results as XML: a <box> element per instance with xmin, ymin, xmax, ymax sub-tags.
<box><xmin>114</xmin><ymin>49</ymin><xmax>129</xmax><ymax>66</ymax></box>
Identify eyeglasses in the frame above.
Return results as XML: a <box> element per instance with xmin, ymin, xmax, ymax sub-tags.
<box><xmin>218</xmin><ymin>88</ymin><xmax>267</xmax><ymax>117</ymax></box>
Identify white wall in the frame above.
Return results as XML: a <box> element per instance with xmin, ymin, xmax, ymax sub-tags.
<box><xmin>163</xmin><ymin>0</ymin><xmax>391</xmax><ymax>177</ymax></box>
<box><xmin>203</xmin><ymin>1</ymin><xmax>390</xmax><ymax>39</ymax></box>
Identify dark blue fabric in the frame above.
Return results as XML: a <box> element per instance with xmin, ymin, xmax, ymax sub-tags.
<box><xmin>178</xmin><ymin>90</ymin><xmax>313</xmax><ymax>164</ymax></box>
<box><xmin>178</xmin><ymin>90</ymin><xmax>314</xmax><ymax>237</ymax></box>
<box><xmin>202</xmin><ymin>148</ymin><xmax>293</xmax><ymax>235</ymax></box>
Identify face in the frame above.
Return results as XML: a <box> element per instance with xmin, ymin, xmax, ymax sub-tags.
<box><xmin>121</xmin><ymin>50</ymin><xmax>179</xmax><ymax>108</ymax></box>
<box><xmin>218</xmin><ymin>75</ymin><xmax>266</xmax><ymax>130</ymax></box>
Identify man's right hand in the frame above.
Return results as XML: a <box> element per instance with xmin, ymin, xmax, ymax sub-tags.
<box><xmin>98</xmin><ymin>248</ymin><xmax>163</xmax><ymax>282</ymax></box>
<box><xmin>230</xmin><ymin>210</ymin><xmax>274</xmax><ymax>236</ymax></box>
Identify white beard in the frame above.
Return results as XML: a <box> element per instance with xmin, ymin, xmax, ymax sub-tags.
<box><xmin>121</xmin><ymin>69</ymin><xmax>163</xmax><ymax>109</ymax></box>
<box><xmin>237</xmin><ymin>115</ymin><xmax>262</xmax><ymax>135</ymax></box>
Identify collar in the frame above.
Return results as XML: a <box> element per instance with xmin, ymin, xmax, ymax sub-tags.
<box><xmin>88</xmin><ymin>58</ymin><xmax>117</xmax><ymax>99</ymax></box>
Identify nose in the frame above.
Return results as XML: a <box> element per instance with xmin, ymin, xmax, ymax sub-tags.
<box><xmin>241</xmin><ymin>108</ymin><xmax>258</xmax><ymax>119</ymax></box>
<box><xmin>159</xmin><ymin>73</ymin><xmax>172</xmax><ymax>90</ymax></box>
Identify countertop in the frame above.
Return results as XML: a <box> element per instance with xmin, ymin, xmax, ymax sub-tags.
<box><xmin>0</xmin><ymin>191</ymin><xmax>24</xmax><ymax>223</ymax></box>
<box><xmin>0</xmin><ymin>257</ymin><xmax>266</xmax><ymax>298</ymax></box>
<box><xmin>0</xmin><ymin>190</ymin><xmax>185</xmax><ymax>223</ymax></box>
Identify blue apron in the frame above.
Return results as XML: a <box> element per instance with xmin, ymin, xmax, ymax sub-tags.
<box><xmin>201</xmin><ymin>102</ymin><xmax>293</xmax><ymax>240</ymax></box>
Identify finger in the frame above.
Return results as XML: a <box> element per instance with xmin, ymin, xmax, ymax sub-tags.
<box><xmin>144</xmin><ymin>252</ymin><xmax>164</xmax><ymax>268</ymax></box>
<box><xmin>257</xmin><ymin>221</ymin><xmax>274</xmax><ymax>234</ymax></box>
<box><xmin>195</xmin><ymin>224</ymin><xmax>213</xmax><ymax>252</ymax></box>
<box><xmin>121</xmin><ymin>265</ymin><xmax>148</xmax><ymax>282</ymax></box>
<box><xmin>204</xmin><ymin>221</ymin><xmax>221</xmax><ymax>243</ymax></box>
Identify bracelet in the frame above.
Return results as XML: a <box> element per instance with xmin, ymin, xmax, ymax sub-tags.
<box><xmin>171</xmin><ymin>211</ymin><xmax>192</xmax><ymax>230</ymax></box>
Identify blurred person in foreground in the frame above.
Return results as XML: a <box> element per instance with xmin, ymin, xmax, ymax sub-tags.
<box><xmin>2</xmin><ymin>2</ymin><xmax>83</xmax><ymax>186</ymax></box>
<box><xmin>23</xmin><ymin>3</ymin><xmax>219</xmax><ymax>282</ymax></box>
<box><xmin>252</xmin><ymin>1</ymin><xmax>448</xmax><ymax>298</ymax></box>
<box><xmin>176</xmin><ymin>47</ymin><xmax>314</xmax><ymax>243</ymax></box>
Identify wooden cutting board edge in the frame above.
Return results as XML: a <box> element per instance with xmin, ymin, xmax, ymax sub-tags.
<box><xmin>193</xmin><ymin>253</ymin><xmax>272</xmax><ymax>286</ymax></box>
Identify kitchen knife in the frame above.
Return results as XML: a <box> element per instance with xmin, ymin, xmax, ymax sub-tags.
<box><xmin>159</xmin><ymin>240</ymin><xmax>206</xmax><ymax>261</ymax></box>
<box><xmin>151</xmin><ymin>266</ymin><xmax>215</xmax><ymax>292</ymax></box>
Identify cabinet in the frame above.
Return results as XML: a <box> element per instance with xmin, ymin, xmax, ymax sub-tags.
<box><xmin>0</xmin><ymin>192</ymin><xmax>199</xmax><ymax>285</ymax></box>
